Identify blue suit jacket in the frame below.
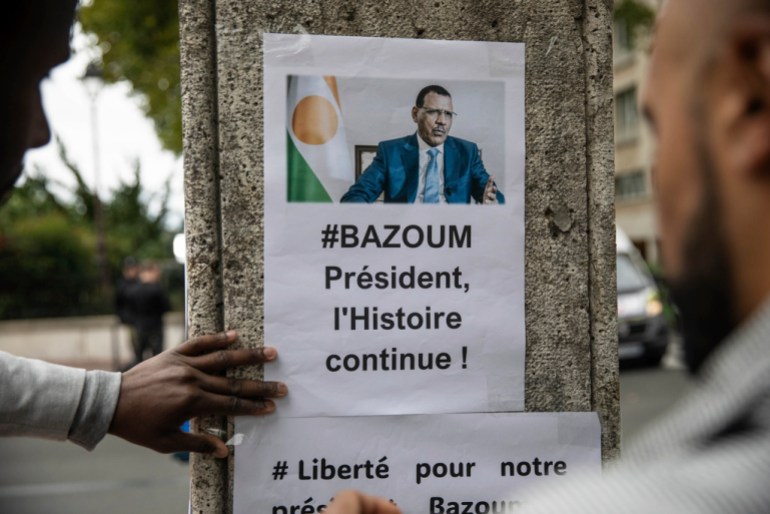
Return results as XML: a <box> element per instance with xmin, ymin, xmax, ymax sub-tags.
<box><xmin>341</xmin><ymin>134</ymin><xmax>505</xmax><ymax>204</ymax></box>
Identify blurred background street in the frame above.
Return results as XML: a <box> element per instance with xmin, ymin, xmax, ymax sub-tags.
<box><xmin>620</xmin><ymin>334</ymin><xmax>691</xmax><ymax>443</ymax></box>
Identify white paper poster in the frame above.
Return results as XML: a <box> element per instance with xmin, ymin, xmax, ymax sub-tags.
<box><xmin>233</xmin><ymin>412</ymin><xmax>601</xmax><ymax>513</ymax></box>
<box><xmin>236</xmin><ymin>34</ymin><xmax>602</xmax><ymax>513</ymax></box>
<box><xmin>263</xmin><ymin>34</ymin><xmax>526</xmax><ymax>417</ymax></box>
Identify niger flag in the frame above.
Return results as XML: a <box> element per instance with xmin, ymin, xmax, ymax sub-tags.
<box><xmin>287</xmin><ymin>75</ymin><xmax>353</xmax><ymax>202</ymax></box>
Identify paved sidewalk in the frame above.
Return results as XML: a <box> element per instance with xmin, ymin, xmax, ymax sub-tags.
<box><xmin>0</xmin><ymin>436</ymin><xmax>190</xmax><ymax>513</ymax></box>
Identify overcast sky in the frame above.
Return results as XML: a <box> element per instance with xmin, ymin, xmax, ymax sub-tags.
<box><xmin>23</xmin><ymin>25</ymin><xmax>185</xmax><ymax>228</ymax></box>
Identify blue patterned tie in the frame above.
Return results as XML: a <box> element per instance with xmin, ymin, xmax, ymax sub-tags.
<box><xmin>424</xmin><ymin>147</ymin><xmax>440</xmax><ymax>203</ymax></box>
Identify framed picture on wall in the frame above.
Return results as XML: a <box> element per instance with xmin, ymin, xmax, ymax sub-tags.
<box><xmin>355</xmin><ymin>145</ymin><xmax>378</xmax><ymax>179</ymax></box>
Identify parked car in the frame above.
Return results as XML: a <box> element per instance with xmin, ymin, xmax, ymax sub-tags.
<box><xmin>616</xmin><ymin>229</ymin><xmax>670</xmax><ymax>365</ymax></box>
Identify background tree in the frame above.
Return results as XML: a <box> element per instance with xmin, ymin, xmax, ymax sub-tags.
<box><xmin>0</xmin><ymin>176</ymin><xmax>99</xmax><ymax>318</ymax></box>
<box><xmin>614</xmin><ymin>0</ymin><xmax>656</xmax><ymax>50</ymax></box>
<box><xmin>0</xmin><ymin>160</ymin><xmax>182</xmax><ymax>320</ymax></box>
<box><xmin>0</xmin><ymin>1</ymin><xmax>186</xmax><ymax>319</ymax></box>
<box><xmin>56</xmin><ymin>138</ymin><xmax>176</xmax><ymax>267</ymax></box>
<box><xmin>79</xmin><ymin>0</ymin><xmax>182</xmax><ymax>154</ymax></box>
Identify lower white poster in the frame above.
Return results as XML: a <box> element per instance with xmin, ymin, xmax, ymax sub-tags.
<box><xmin>234</xmin><ymin>412</ymin><xmax>600</xmax><ymax>513</ymax></box>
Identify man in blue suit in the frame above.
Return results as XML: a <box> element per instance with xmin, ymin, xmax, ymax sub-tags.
<box><xmin>341</xmin><ymin>85</ymin><xmax>504</xmax><ymax>204</ymax></box>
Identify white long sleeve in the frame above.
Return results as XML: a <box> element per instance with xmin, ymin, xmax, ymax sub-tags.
<box><xmin>0</xmin><ymin>351</ymin><xmax>121</xmax><ymax>450</ymax></box>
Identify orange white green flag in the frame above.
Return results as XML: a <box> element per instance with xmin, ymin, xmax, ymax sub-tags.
<box><xmin>286</xmin><ymin>75</ymin><xmax>353</xmax><ymax>202</ymax></box>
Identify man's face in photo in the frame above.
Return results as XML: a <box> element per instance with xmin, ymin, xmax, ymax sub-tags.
<box><xmin>412</xmin><ymin>92</ymin><xmax>454</xmax><ymax>147</ymax></box>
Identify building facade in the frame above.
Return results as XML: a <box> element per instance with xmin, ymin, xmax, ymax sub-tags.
<box><xmin>613</xmin><ymin>0</ymin><xmax>661</xmax><ymax>265</ymax></box>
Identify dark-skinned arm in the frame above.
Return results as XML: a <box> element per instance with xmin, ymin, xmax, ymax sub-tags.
<box><xmin>107</xmin><ymin>330</ymin><xmax>286</xmax><ymax>457</ymax></box>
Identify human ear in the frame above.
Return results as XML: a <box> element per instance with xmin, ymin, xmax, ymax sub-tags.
<box><xmin>411</xmin><ymin>106</ymin><xmax>419</xmax><ymax>123</ymax></box>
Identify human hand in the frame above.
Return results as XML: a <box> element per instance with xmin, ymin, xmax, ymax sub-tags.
<box><xmin>324</xmin><ymin>491</ymin><xmax>402</xmax><ymax>514</ymax></box>
<box><xmin>483</xmin><ymin>176</ymin><xmax>498</xmax><ymax>204</ymax></box>
<box><xmin>108</xmin><ymin>330</ymin><xmax>286</xmax><ymax>458</ymax></box>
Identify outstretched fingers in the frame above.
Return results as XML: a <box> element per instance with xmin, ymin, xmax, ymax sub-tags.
<box><xmin>189</xmin><ymin>346</ymin><xmax>278</xmax><ymax>373</ymax></box>
<box><xmin>198</xmin><ymin>374</ymin><xmax>288</xmax><ymax>400</ymax></box>
<box><xmin>176</xmin><ymin>330</ymin><xmax>239</xmax><ymax>356</ymax></box>
<box><xmin>194</xmin><ymin>390</ymin><xmax>278</xmax><ymax>417</ymax></box>
<box><xmin>166</xmin><ymin>430</ymin><xmax>230</xmax><ymax>458</ymax></box>
<box><xmin>175</xmin><ymin>331</ymin><xmax>279</xmax><ymax>372</ymax></box>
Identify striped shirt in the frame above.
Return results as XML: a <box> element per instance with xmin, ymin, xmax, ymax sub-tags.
<box><xmin>520</xmin><ymin>296</ymin><xmax>770</xmax><ymax>513</ymax></box>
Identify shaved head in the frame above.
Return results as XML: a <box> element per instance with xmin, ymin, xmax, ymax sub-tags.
<box><xmin>655</xmin><ymin>0</ymin><xmax>770</xmax><ymax>66</ymax></box>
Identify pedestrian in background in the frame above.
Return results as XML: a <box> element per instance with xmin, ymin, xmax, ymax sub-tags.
<box><xmin>114</xmin><ymin>256</ymin><xmax>140</xmax><ymax>365</ymax></box>
<box><xmin>132</xmin><ymin>261</ymin><xmax>171</xmax><ymax>363</ymax></box>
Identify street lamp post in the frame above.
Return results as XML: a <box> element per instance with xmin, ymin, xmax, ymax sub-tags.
<box><xmin>81</xmin><ymin>61</ymin><xmax>110</xmax><ymax>296</ymax></box>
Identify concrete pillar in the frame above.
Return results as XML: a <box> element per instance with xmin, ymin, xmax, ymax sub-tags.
<box><xmin>179</xmin><ymin>1</ymin><xmax>617</xmax><ymax>512</ymax></box>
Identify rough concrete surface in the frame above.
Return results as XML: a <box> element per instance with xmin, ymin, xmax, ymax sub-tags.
<box><xmin>179</xmin><ymin>0</ymin><xmax>229</xmax><ymax>510</ymax></box>
<box><xmin>180</xmin><ymin>1</ymin><xmax>617</xmax><ymax>511</ymax></box>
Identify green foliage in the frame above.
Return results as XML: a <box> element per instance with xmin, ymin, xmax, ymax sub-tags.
<box><xmin>79</xmin><ymin>0</ymin><xmax>182</xmax><ymax>154</ymax></box>
<box><xmin>56</xmin><ymin>137</ymin><xmax>177</xmax><ymax>267</ymax></box>
<box><xmin>614</xmin><ymin>0</ymin><xmax>656</xmax><ymax>49</ymax></box>
<box><xmin>104</xmin><ymin>164</ymin><xmax>175</xmax><ymax>268</ymax></box>
<box><xmin>0</xmin><ymin>194</ymin><xmax>99</xmax><ymax>318</ymax></box>
<box><xmin>0</xmin><ymin>162</ymin><xmax>182</xmax><ymax>320</ymax></box>
<box><xmin>0</xmin><ymin>174</ymin><xmax>72</xmax><ymax>223</ymax></box>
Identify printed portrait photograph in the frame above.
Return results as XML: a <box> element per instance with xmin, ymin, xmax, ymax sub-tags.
<box><xmin>286</xmin><ymin>75</ymin><xmax>506</xmax><ymax>205</ymax></box>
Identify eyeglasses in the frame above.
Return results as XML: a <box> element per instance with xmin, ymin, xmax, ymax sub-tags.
<box><xmin>419</xmin><ymin>108</ymin><xmax>457</xmax><ymax>120</ymax></box>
